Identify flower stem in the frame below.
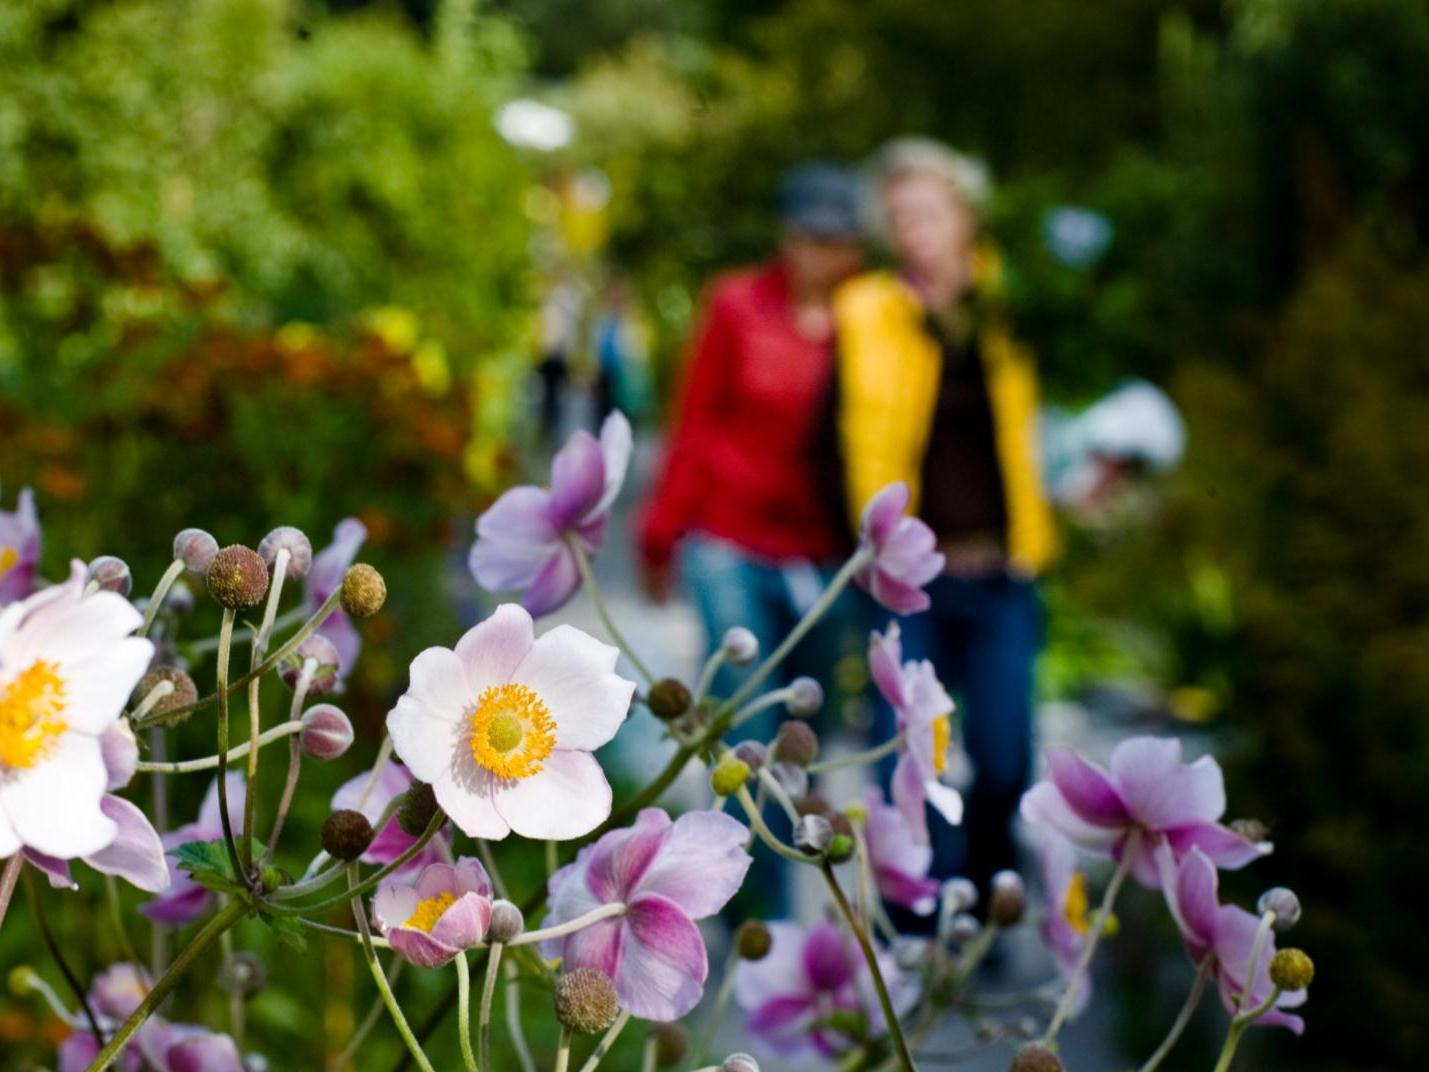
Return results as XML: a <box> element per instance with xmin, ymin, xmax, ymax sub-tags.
<box><xmin>728</xmin><ymin>547</ymin><xmax>869</xmax><ymax>711</ymax></box>
<box><xmin>807</xmin><ymin>734</ymin><xmax>905</xmax><ymax>775</ymax></box>
<box><xmin>147</xmin><ymin>724</ymin><xmax>171</xmax><ymax>973</ymax></box>
<box><xmin>504</xmin><ymin>958</ymin><xmax>537</xmax><ymax>1072</ymax></box>
<box><xmin>1211</xmin><ymin>986</ymin><xmax>1282</xmax><ymax>1072</ymax></box>
<box><xmin>1235</xmin><ymin>910</ymin><xmax>1276</xmax><ymax>1015</ymax></box>
<box><xmin>553</xmin><ymin>1025</ymin><xmax>573</xmax><ymax>1072</ymax></box>
<box><xmin>349</xmin><ymin>863</ymin><xmax>436</xmax><ymax>1072</ymax></box>
<box><xmin>90</xmin><ymin>898</ymin><xmax>248</xmax><ymax>1069</ymax></box>
<box><xmin>479</xmin><ymin>942</ymin><xmax>504</xmax><ymax>1072</ymax></box>
<box><xmin>0</xmin><ymin>854</ymin><xmax>22</xmax><ymax>934</ymax></box>
<box><xmin>243</xmin><ymin>548</ymin><xmax>289</xmax><ymax>872</ymax></box>
<box><xmin>213</xmin><ymin>608</ymin><xmax>246</xmax><ymax>885</ymax></box>
<box><xmin>640</xmin><ymin>1037</ymin><xmax>658</xmax><ymax>1072</ymax></box>
<box><xmin>135</xmin><ymin>721</ymin><xmax>305</xmax><ymax>773</ymax></box>
<box><xmin>330</xmin><ymin>958</ymin><xmax>403</xmax><ymax>1071</ymax></box>
<box><xmin>455</xmin><ymin>951</ymin><xmax>480</xmax><ymax>1072</ymax></box>
<box><xmin>25</xmin><ymin>869</ymin><xmax>105</xmax><ymax>1044</ymax></box>
<box><xmin>104</xmin><ymin>874</ymin><xmax>142</xmax><ymax>966</ymax></box>
<box><xmin>1040</xmin><ymin>827</ymin><xmax>1141</xmax><ymax>1045</ymax></box>
<box><xmin>138</xmin><ymin>558</ymin><xmax>186</xmax><ymax>637</ymax></box>
<box><xmin>727</xmin><ymin>686</ymin><xmax>793</xmax><ymax>732</ymax></box>
<box><xmin>821</xmin><ymin>861</ymin><xmax>915</xmax><ymax>1072</ymax></box>
<box><xmin>1139</xmin><ymin>956</ymin><xmax>1213</xmax><ymax>1072</ymax></box>
<box><xmin>578</xmin><ymin>1009</ymin><xmax>631</xmax><ymax>1072</ymax></box>
<box><xmin>735</xmin><ymin>785</ymin><xmax>815</xmax><ymax>864</ymax></box>
<box><xmin>265</xmin><ymin>660</ymin><xmax>315</xmax><ymax>860</ymax></box>
<box><xmin>693</xmin><ymin>648</ymin><xmax>727</xmax><ymax>704</ymax></box>
<box><xmin>270</xmin><ymin>813</ymin><xmax>443</xmax><ymax>915</ymax></box>
<box><xmin>567</xmin><ymin>537</ymin><xmax>653</xmax><ymax>684</ymax></box>
<box><xmin>693</xmin><ymin>947</ymin><xmax>739</xmax><ymax>1065</ymax></box>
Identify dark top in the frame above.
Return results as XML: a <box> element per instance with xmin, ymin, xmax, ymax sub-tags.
<box><xmin>917</xmin><ymin>313</ymin><xmax>1007</xmax><ymax>542</ymax></box>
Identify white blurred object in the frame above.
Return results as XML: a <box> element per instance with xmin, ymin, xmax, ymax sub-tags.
<box><xmin>1044</xmin><ymin>379</ymin><xmax>1187</xmax><ymax>504</ymax></box>
<box><xmin>495</xmin><ymin>98</ymin><xmax>574</xmax><ymax>151</ymax></box>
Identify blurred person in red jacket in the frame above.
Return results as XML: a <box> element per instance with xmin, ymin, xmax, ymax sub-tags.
<box><xmin>639</xmin><ymin>162</ymin><xmax>863</xmax><ymax>706</ymax></box>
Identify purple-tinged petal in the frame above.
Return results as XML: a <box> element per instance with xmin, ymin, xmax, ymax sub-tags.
<box><xmin>548</xmin><ymin>431</ymin><xmax>607</xmax><ymax>531</ymax></box>
<box><xmin>518</xmin><ymin>544</ymin><xmax>581</xmax><ymax>618</ymax></box>
<box><xmin>101</xmin><ymin>722</ymin><xmax>139</xmax><ymax>791</ymax></box>
<box><xmin>867</xmin><ymin>624</ymin><xmax>907</xmax><ymax>708</ymax></box>
<box><xmin>1046</xmin><ymin>748</ymin><xmax>1131</xmax><ymax>827</ymax></box>
<box><xmin>632</xmin><ymin>809</ymin><xmax>752</xmax><ymax>919</ymax></box>
<box><xmin>616</xmin><ymin>892</ymin><xmax>709</xmax><ymax>1021</ymax></box>
<box><xmin>863</xmin><ymin>567</ymin><xmax>932</xmax><ymax>615</ymax></box>
<box><xmin>0</xmin><ymin>487</ymin><xmax>41</xmax><ymax>605</ymax></box>
<box><xmin>25</xmin><ymin>847</ymin><xmax>77</xmax><ymax>888</ymax></box>
<box><xmin>1019</xmin><ymin>782</ymin><xmax>1120</xmax><ymax>856</ymax></box>
<box><xmin>388</xmin><ymin>927</ymin><xmax>462</xmax><ymax>969</ymax></box>
<box><xmin>876</xmin><ymin>866</ymin><xmax>941</xmax><ymax>915</ymax></box>
<box><xmin>85</xmin><ymin>795</ymin><xmax>171</xmax><ymax>893</ymax></box>
<box><xmin>733</xmin><ymin>922</ymin><xmax>813</xmax><ymax>1010</ymax></box>
<box><xmin>141</xmin><ymin>876</ymin><xmax>211</xmax><ymax>924</ymax></box>
<box><xmin>1110</xmin><ymin>738</ymin><xmax>1226</xmax><ymax>831</ymax></box>
<box><xmin>469</xmin><ymin>486</ymin><xmax>560</xmax><ymax>592</ymax></box>
<box><xmin>1168</xmin><ymin>846</ymin><xmax>1220</xmax><ymax>953</ymax></box>
<box><xmin>166</xmin><ymin>1031</ymin><xmax>245</xmax><ymax>1072</ymax></box>
<box><xmin>560</xmin><ymin>916</ymin><xmax>624</xmax><ymax>981</ymax></box>
<box><xmin>585</xmin><ymin>810</ymin><xmax>669</xmax><ymax>904</ymax></box>
<box><xmin>89</xmin><ymin>963</ymin><xmax>152</xmax><ymax>1021</ymax></box>
<box><xmin>802</xmin><ymin>922</ymin><xmax>855</xmax><ymax>992</ymax></box>
<box><xmin>860</xmin><ymin>483</ymin><xmax>911</xmax><ymax>546</ymax></box>
<box><xmin>891</xmin><ymin>753</ymin><xmax>931</xmax><ymax>845</ymax></box>
<box><xmin>745</xmin><ymin>995</ymin><xmax>817</xmax><ymax>1049</ymax></box>
<box><xmin>307</xmin><ymin>518</ymin><xmax>367</xmax><ymax>609</ymax></box>
<box><xmin>1165</xmin><ymin>821</ymin><xmax>1273</xmax><ymax>871</ymax></box>
<box><xmin>430</xmin><ymin>892</ymin><xmax>491</xmax><ymax>951</ymax></box>
<box><xmin>855</xmin><ymin>483</ymin><xmax>945</xmax><ymax>614</ymax></box>
<box><xmin>590</xmin><ymin>411</ymin><xmax>633</xmax><ymax>520</ymax></box>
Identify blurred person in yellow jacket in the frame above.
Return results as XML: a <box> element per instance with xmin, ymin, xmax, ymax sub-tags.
<box><xmin>820</xmin><ymin>137</ymin><xmax>1056</xmax><ymax>913</ymax></box>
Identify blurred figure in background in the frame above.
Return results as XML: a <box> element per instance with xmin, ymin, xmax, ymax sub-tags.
<box><xmin>638</xmin><ymin>163</ymin><xmax>864</xmax><ymax>911</ymax></box>
<box><xmin>591</xmin><ymin>272</ymin><xmax>650</xmax><ymax>426</ymax></box>
<box><xmin>534</xmin><ymin>269</ymin><xmax>582</xmax><ymax>446</ymax></box>
<box><xmin>823</xmin><ymin>138</ymin><xmax>1058</xmax><ymax>908</ymax></box>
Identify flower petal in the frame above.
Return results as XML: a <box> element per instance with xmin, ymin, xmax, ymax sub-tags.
<box><xmin>1110</xmin><ymin>737</ymin><xmax>1226</xmax><ymax>831</ymax></box>
<box><xmin>514</xmin><ymin>625</ymin><xmax>632</xmax><ymax>752</ymax></box>
<box><xmin>493</xmin><ymin>751</ymin><xmax>611</xmax><ymax>840</ymax></box>
<box><xmin>85</xmin><ymin>795</ymin><xmax>170</xmax><ymax>892</ymax></box>
<box><xmin>520</xmin><ymin>546</ymin><xmax>581</xmax><ymax>618</ymax></box>
<box><xmin>434</xmin><ymin>750</ymin><xmax>512</xmax><ymax>841</ymax></box>
<box><xmin>0</xmin><ymin>731</ymin><xmax>113</xmax><ymax>858</ymax></box>
<box><xmin>387</xmin><ymin>647</ymin><xmax>471</xmax><ymax>783</ymax></box>
<box><xmin>591</xmin><ymin>411</ymin><xmax>633</xmax><ymax>519</ymax></box>
<box><xmin>1047</xmin><ymin>748</ymin><xmax>1131</xmax><ymax>827</ymax></box>
<box><xmin>633</xmin><ymin>809</ymin><xmax>752</xmax><ymax>918</ymax></box>
<box><xmin>453</xmin><ymin>604</ymin><xmax>535</xmax><ymax>694</ymax></box>
<box><xmin>1167</xmin><ymin>845</ymin><xmax>1220</xmax><ymax>951</ymax></box>
<box><xmin>24</xmin><ymin>848</ymin><xmax>77</xmax><ymax>889</ymax></box>
<box><xmin>585</xmin><ymin>809</ymin><xmax>669</xmax><ymax>904</ymax></box>
<box><xmin>388</xmin><ymin>927</ymin><xmax>461</xmax><ymax>969</ymax></box>
<box><xmin>548</xmin><ymin>431</ymin><xmax>607</xmax><ymax>531</ymax></box>
<box><xmin>431</xmin><ymin>891</ymin><xmax>491</xmax><ymax>951</ymax></box>
<box><xmin>616</xmin><ymin>892</ymin><xmax>709</xmax><ymax>1021</ymax></box>
<box><xmin>867</xmin><ymin>624</ymin><xmax>906</xmax><ymax>708</ymax></box>
<box><xmin>469</xmin><ymin>486</ymin><xmax>559</xmax><ymax>592</ymax></box>
<box><xmin>1019</xmin><ymin>781</ymin><xmax>1120</xmax><ymax>856</ymax></box>
<box><xmin>1165</xmin><ymin>821</ymin><xmax>1273</xmax><ymax>872</ymax></box>
<box><xmin>733</xmin><ymin>922</ymin><xmax>813</xmax><ymax>1009</ymax></box>
<box><xmin>923</xmin><ymin>779</ymin><xmax>964</xmax><ymax>826</ymax></box>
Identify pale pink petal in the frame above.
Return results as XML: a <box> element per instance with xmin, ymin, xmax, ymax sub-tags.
<box><xmin>101</xmin><ymin>722</ymin><xmax>139</xmax><ymax>791</ymax></box>
<box><xmin>634</xmin><ymin>809</ymin><xmax>752</xmax><ymax>918</ymax></box>
<box><xmin>1047</xmin><ymin>748</ymin><xmax>1131</xmax><ymax>827</ymax></box>
<box><xmin>1170</xmin><ymin>846</ymin><xmax>1220</xmax><ymax>952</ymax></box>
<box><xmin>1110</xmin><ymin>738</ymin><xmax>1226</xmax><ymax>830</ymax></box>
<box><xmin>867</xmin><ymin>625</ymin><xmax>906</xmax><ymax>708</ymax></box>
<box><xmin>0</xmin><ymin>732</ymin><xmax>113</xmax><ymax>857</ymax></box>
<box><xmin>388</xmin><ymin>927</ymin><xmax>461</xmax><ymax>969</ymax></box>
<box><xmin>590</xmin><ymin>411</ymin><xmax>633</xmax><ymax>519</ymax></box>
<box><xmin>923</xmin><ymin>779</ymin><xmax>964</xmax><ymax>826</ymax></box>
<box><xmin>585</xmin><ymin>810</ymin><xmax>669</xmax><ymax>904</ymax></box>
<box><xmin>616</xmin><ymin>892</ymin><xmax>709</xmax><ymax>1021</ymax></box>
<box><xmin>1165</xmin><ymin>821</ymin><xmax>1272</xmax><ymax>871</ymax></box>
<box><xmin>493</xmin><ymin>751</ymin><xmax>611</xmax><ymax>840</ymax></box>
<box><xmin>433</xmin><ymin>751</ymin><xmax>512</xmax><ymax>841</ymax></box>
<box><xmin>469</xmin><ymin>486</ymin><xmax>560</xmax><ymax>592</ymax></box>
<box><xmin>733</xmin><ymin>922</ymin><xmax>813</xmax><ymax>1009</ymax></box>
<box><xmin>891</xmin><ymin>754</ymin><xmax>930</xmax><ymax>845</ymax></box>
<box><xmin>430</xmin><ymin>891</ymin><xmax>491</xmax><ymax>950</ymax></box>
<box><xmin>560</xmin><ymin>916</ymin><xmax>624</xmax><ymax>980</ymax></box>
<box><xmin>1019</xmin><ymin>781</ymin><xmax>1120</xmax><ymax>855</ymax></box>
<box><xmin>514</xmin><ymin>625</ymin><xmax>632</xmax><ymax>751</ymax></box>
<box><xmin>24</xmin><ymin>848</ymin><xmax>76</xmax><ymax>889</ymax></box>
<box><xmin>453</xmin><ymin>604</ymin><xmax>535</xmax><ymax>694</ymax></box>
<box><xmin>85</xmin><ymin>795</ymin><xmax>170</xmax><ymax>892</ymax></box>
<box><xmin>548</xmin><ymin>431</ymin><xmax>607</xmax><ymax>530</ymax></box>
<box><xmin>520</xmin><ymin>547</ymin><xmax>582</xmax><ymax>618</ymax></box>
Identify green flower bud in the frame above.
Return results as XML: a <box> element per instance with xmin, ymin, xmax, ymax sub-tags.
<box><xmin>1269</xmin><ymin>948</ymin><xmax>1314</xmax><ymax>991</ymax></box>
<box><xmin>340</xmin><ymin>563</ymin><xmax>386</xmax><ymax>618</ymax></box>
<box><xmin>826</xmin><ymin>833</ymin><xmax>855</xmax><ymax>863</ymax></box>
<box><xmin>711</xmin><ymin>757</ymin><xmax>752</xmax><ymax>798</ymax></box>
<box><xmin>734</xmin><ymin>920</ymin><xmax>772</xmax><ymax>961</ymax></box>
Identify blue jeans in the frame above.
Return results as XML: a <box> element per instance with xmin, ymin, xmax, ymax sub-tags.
<box><xmin>871</xmin><ymin>574</ymin><xmax>1041</xmax><ymax>905</ymax></box>
<box><xmin>679</xmin><ymin>534</ymin><xmax>853</xmax><ymax>917</ymax></box>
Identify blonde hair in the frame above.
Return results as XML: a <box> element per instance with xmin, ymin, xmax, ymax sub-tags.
<box><xmin>865</xmin><ymin>137</ymin><xmax>992</xmax><ymax>237</ymax></box>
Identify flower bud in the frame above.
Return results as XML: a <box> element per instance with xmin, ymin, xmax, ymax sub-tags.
<box><xmin>259</xmin><ymin>865</ymin><xmax>286</xmax><ymax>893</ymax></box>
<box><xmin>218</xmin><ymin>952</ymin><xmax>267</xmax><ymax>999</ymax></box>
<box><xmin>768</xmin><ymin>761</ymin><xmax>808</xmax><ymax>801</ymax></box>
<box><xmin>280</xmin><ymin>635</ymin><xmax>342</xmax><ymax>695</ymax></box>
<box><xmin>989</xmin><ymin>870</ymin><xmax>1027</xmax><ymax>927</ymax></box>
<box><xmin>646</xmin><ymin>678</ymin><xmax>692</xmax><ymax>721</ymax></box>
<box><xmin>299</xmin><ymin>704</ymin><xmax>354</xmax><ymax>760</ymax></box>
<box><xmin>207</xmin><ymin>545</ymin><xmax>270</xmax><ymax>610</ymax></box>
<box><xmin>785</xmin><ymin>676</ymin><xmax>824</xmax><ymax>717</ymax></box>
<box><xmin>87</xmin><ymin>555</ymin><xmax>132</xmax><ymax>596</ymax></box>
<box><xmin>828</xmin><ymin>812</ymin><xmax>854</xmax><ymax>839</ymax></box>
<box><xmin>826</xmin><ymin>833</ymin><xmax>855</xmax><ymax>864</ymax></box>
<box><xmin>649</xmin><ymin>1022</ymin><xmax>688</xmax><ymax>1067</ymax></box>
<box><xmin>943</xmin><ymin>877</ymin><xmax>978</xmax><ymax>913</ymax></box>
<box><xmin>340</xmin><ymin>563</ymin><xmax>386</xmax><ymax>618</ymax></box>
<box><xmin>488</xmin><ymin>900</ymin><xmax>524</xmax><ymax>943</ymax></box>
<box><xmin>320</xmin><ymin>809</ymin><xmax>373</xmax><ymax>861</ymax></box>
<box><xmin>398</xmin><ymin>781</ymin><xmax>442</xmax><ymax>837</ymax></box>
<box><xmin>722</xmin><ymin>1054</ymin><xmax>760</xmax><ymax>1072</ymax></box>
<box><xmin>258</xmin><ymin>526</ymin><xmax>313</xmax><ymax>582</ymax></box>
<box><xmin>137</xmin><ymin>666</ymin><xmax>199</xmax><ymax>718</ymax></box>
<box><xmin>772</xmin><ymin>722</ymin><xmax>819</xmax><ymax>767</ymax></box>
<box><xmin>794</xmin><ymin>790</ymin><xmax>832</xmax><ymax>818</ymax></box>
<box><xmin>721</xmin><ymin>627</ymin><xmax>759</xmax><ymax>665</ymax></box>
<box><xmin>1269</xmin><ymin>948</ymin><xmax>1314</xmax><ymax>991</ymax></box>
<box><xmin>1009</xmin><ymin>1044</ymin><xmax>1063</xmax><ymax>1072</ymax></box>
<box><xmin>793</xmin><ymin>814</ymin><xmax>833</xmax><ymax>856</ymax></box>
<box><xmin>950</xmin><ymin>913</ymin><xmax>981</xmax><ymax>944</ymax></box>
<box><xmin>1258</xmin><ymin>887</ymin><xmax>1302</xmax><ymax>932</ymax></box>
<box><xmin>711</xmin><ymin>757</ymin><xmax>752</xmax><ymax>798</ymax></box>
<box><xmin>174</xmin><ymin>528</ymin><xmax>219</xmax><ymax>575</ymax></box>
<box><xmin>734</xmin><ymin>920</ymin><xmax>772</xmax><ymax>961</ymax></box>
<box><xmin>554</xmin><ymin>968</ymin><xmax>621</xmax><ymax>1035</ymax></box>
<box><xmin>733</xmin><ymin>740</ymin><xmax>767</xmax><ymax>774</ymax></box>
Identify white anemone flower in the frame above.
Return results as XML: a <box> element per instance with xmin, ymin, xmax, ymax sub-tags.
<box><xmin>0</xmin><ymin>561</ymin><xmax>153</xmax><ymax>858</ymax></box>
<box><xmin>387</xmin><ymin>604</ymin><xmax>635</xmax><ymax>841</ymax></box>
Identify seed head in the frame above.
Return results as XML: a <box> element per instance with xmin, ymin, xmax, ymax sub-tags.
<box><xmin>711</xmin><ymin>757</ymin><xmax>752</xmax><ymax>798</ymax></box>
<box><xmin>320</xmin><ymin>809</ymin><xmax>374</xmax><ymax>861</ymax></box>
<box><xmin>734</xmin><ymin>920</ymin><xmax>772</xmax><ymax>961</ymax></box>
<box><xmin>772</xmin><ymin>721</ymin><xmax>819</xmax><ymax>767</ymax></box>
<box><xmin>340</xmin><ymin>563</ymin><xmax>386</xmax><ymax>618</ymax></box>
<box><xmin>207</xmin><ymin>545</ymin><xmax>270</xmax><ymax>610</ymax></box>
<box><xmin>554</xmin><ymin>968</ymin><xmax>621</xmax><ymax>1034</ymax></box>
<box><xmin>1009</xmin><ymin>1044</ymin><xmax>1063</xmax><ymax>1072</ymax></box>
<box><xmin>398</xmin><ymin>781</ymin><xmax>442</xmax><ymax>837</ymax></box>
<box><xmin>258</xmin><ymin>526</ymin><xmax>313</xmax><ymax>581</ymax></box>
<box><xmin>785</xmin><ymin>676</ymin><xmax>824</xmax><ymax>717</ymax></box>
<box><xmin>794</xmin><ymin>814</ymin><xmax>833</xmax><ymax>856</ymax></box>
<box><xmin>768</xmin><ymin>761</ymin><xmax>808</xmax><ymax>801</ymax></box>
<box><xmin>989</xmin><ymin>870</ymin><xmax>1027</xmax><ymax>926</ymax></box>
<box><xmin>300</xmin><ymin>704</ymin><xmax>354</xmax><ymax>761</ymax></box>
<box><xmin>950</xmin><ymin>913</ymin><xmax>981</xmax><ymax>944</ymax></box>
<box><xmin>1269</xmin><ymin>948</ymin><xmax>1314</xmax><ymax>991</ymax></box>
<box><xmin>87</xmin><ymin>555</ymin><xmax>132</xmax><ymax>596</ymax></box>
<box><xmin>721</xmin><ymin>627</ymin><xmax>759</xmax><ymax>665</ymax></box>
<box><xmin>1258</xmin><ymin>887</ymin><xmax>1302</xmax><ymax>931</ymax></box>
<box><xmin>733</xmin><ymin>740</ymin><xmax>768</xmax><ymax>773</ymax></box>
<box><xmin>136</xmin><ymin>666</ymin><xmax>199</xmax><ymax>718</ymax></box>
<box><xmin>646</xmin><ymin>678</ymin><xmax>692</xmax><ymax>721</ymax></box>
<box><xmin>174</xmin><ymin>528</ymin><xmax>219</xmax><ymax>574</ymax></box>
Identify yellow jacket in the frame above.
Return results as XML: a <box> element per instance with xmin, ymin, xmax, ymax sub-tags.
<box><xmin>831</xmin><ymin>270</ymin><xmax>1058</xmax><ymax>576</ymax></box>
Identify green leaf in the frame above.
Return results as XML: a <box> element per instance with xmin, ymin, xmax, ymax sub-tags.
<box><xmin>257</xmin><ymin>912</ymin><xmax>308</xmax><ymax>952</ymax></box>
<box><xmin>173</xmin><ymin>839</ymin><xmax>267</xmax><ymax>897</ymax></box>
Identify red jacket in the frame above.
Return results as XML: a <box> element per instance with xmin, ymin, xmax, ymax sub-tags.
<box><xmin>639</xmin><ymin>261</ymin><xmax>847</xmax><ymax>570</ymax></box>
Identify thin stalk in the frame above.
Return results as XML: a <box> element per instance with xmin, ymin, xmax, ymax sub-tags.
<box><xmin>25</xmin><ymin>870</ymin><xmax>104</xmax><ymax>1044</ymax></box>
<box><xmin>567</xmin><ymin>537</ymin><xmax>653</xmax><ymax>683</ymax></box>
<box><xmin>455</xmin><ymin>952</ymin><xmax>480</xmax><ymax>1072</ymax></box>
<box><xmin>265</xmin><ymin>659</ymin><xmax>316</xmax><ymax>860</ymax></box>
<box><xmin>756</xmin><ymin>765</ymin><xmax>802</xmax><ymax>824</ymax></box>
<box><xmin>90</xmin><ymin>899</ymin><xmax>247</xmax><ymax>1069</ymax></box>
<box><xmin>735</xmin><ymin>786</ymin><xmax>815</xmax><ymax>864</ymax></box>
<box><xmin>1040</xmin><ymin>828</ymin><xmax>1141</xmax><ymax>1045</ymax></box>
<box><xmin>504</xmin><ymin>958</ymin><xmax>537</xmax><ymax>1072</ymax></box>
<box><xmin>807</xmin><ymin>734</ymin><xmax>905</xmax><ymax>775</ymax></box>
<box><xmin>221</xmin><ymin>924</ymin><xmax>244</xmax><ymax>1042</ymax></box>
<box><xmin>728</xmin><ymin>547</ymin><xmax>870</xmax><ymax>710</ymax></box>
<box><xmin>821</xmin><ymin>862</ymin><xmax>915</xmax><ymax>1071</ymax></box>
<box><xmin>478</xmin><ymin>942</ymin><xmax>504</xmax><ymax>1072</ymax></box>
<box><xmin>1139</xmin><ymin>957</ymin><xmax>1213</xmax><ymax>1072</ymax></box>
<box><xmin>1234</xmin><ymin>911</ymin><xmax>1276</xmax><ymax>1015</ymax></box>
<box><xmin>1212</xmin><ymin>986</ymin><xmax>1283</xmax><ymax>1072</ymax></box>
<box><xmin>693</xmin><ymin>947</ymin><xmax>739</xmax><ymax>1065</ymax></box>
<box><xmin>553</xmin><ymin>1025</ymin><xmax>573</xmax><ymax>1072</ymax></box>
<box><xmin>477</xmin><ymin>840</ymin><xmax>509</xmax><ymax>901</ymax></box>
<box><xmin>577</xmin><ymin>1009</ymin><xmax>631</xmax><ymax>1072</ymax></box>
<box><xmin>213</xmin><ymin>608</ymin><xmax>246</xmax><ymax>885</ymax></box>
<box><xmin>301</xmin><ymin>735</ymin><xmax>395</xmax><ymax>882</ymax></box>
<box><xmin>693</xmin><ymin>648</ymin><xmax>726</xmax><ymax>704</ymax></box>
<box><xmin>271</xmin><ymin>813</ymin><xmax>443</xmax><ymax>916</ymax></box>
<box><xmin>276</xmin><ymin>796</ymin><xmax>404</xmax><ymax>900</ymax></box>
<box><xmin>136</xmin><ymin>588</ymin><xmax>344</xmax><ymax>729</ymax></box>
<box><xmin>138</xmin><ymin>559</ymin><xmax>186</xmax><ymax>637</ymax></box>
<box><xmin>186</xmin><ymin>606</ymin><xmax>305</xmax><ymax>657</ymax></box>
<box><xmin>129</xmin><ymin>679</ymin><xmax>175</xmax><ymax>722</ymax></box>
<box><xmin>104</xmin><ymin>875</ymin><xmax>142</xmax><ymax>965</ymax></box>
<box><xmin>349</xmin><ymin>863</ymin><xmax>436</xmax><ymax>1072</ymax></box>
<box><xmin>0</xmin><ymin>854</ymin><xmax>22</xmax><ymax>933</ymax></box>
<box><xmin>640</xmin><ymin>1037</ymin><xmax>658</xmax><ymax>1072</ymax></box>
<box><xmin>148</xmin><ymin>724</ymin><xmax>171</xmax><ymax>974</ymax></box>
<box><xmin>243</xmin><ymin>547</ymin><xmax>289</xmax><ymax>872</ymax></box>
<box><xmin>727</xmin><ymin>686</ymin><xmax>793</xmax><ymax>732</ymax></box>
<box><xmin>330</xmin><ymin>959</ymin><xmax>403</xmax><ymax>1071</ymax></box>
<box><xmin>545</xmin><ymin>840</ymin><xmax>558</xmax><ymax>880</ymax></box>
<box><xmin>135</xmin><ymin>720</ymin><xmax>304</xmax><ymax>773</ymax></box>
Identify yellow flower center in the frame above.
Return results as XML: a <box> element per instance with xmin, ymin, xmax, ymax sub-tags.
<box><xmin>0</xmin><ymin>660</ymin><xmax>69</xmax><ymax>771</ymax></box>
<box><xmin>931</xmin><ymin>715</ymin><xmax>951</xmax><ymax>776</ymax></box>
<box><xmin>468</xmin><ymin>682</ymin><xmax>556</xmax><ymax>780</ymax></box>
<box><xmin>404</xmin><ymin>891</ymin><xmax>457</xmax><ymax>933</ymax></box>
<box><xmin>1063</xmin><ymin>871</ymin><xmax>1091</xmax><ymax>936</ymax></box>
<box><xmin>0</xmin><ymin>546</ymin><xmax>18</xmax><ymax>580</ymax></box>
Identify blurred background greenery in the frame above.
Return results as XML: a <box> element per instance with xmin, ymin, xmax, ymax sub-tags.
<box><xmin>3</xmin><ymin>0</ymin><xmax>1427</xmax><ymax>1069</ymax></box>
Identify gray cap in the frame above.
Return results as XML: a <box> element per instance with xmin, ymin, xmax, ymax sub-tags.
<box><xmin>777</xmin><ymin>162</ymin><xmax>861</xmax><ymax>238</ymax></box>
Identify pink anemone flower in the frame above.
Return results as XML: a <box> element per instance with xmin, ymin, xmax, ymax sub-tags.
<box><xmin>373</xmin><ymin>858</ymin><xmax>494</xmax><ymax>968</ymax></box>
<box><xmin>853</xmin><ymin>482</ymin><xmax>944</xmax><ymax>614</ymax></box>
